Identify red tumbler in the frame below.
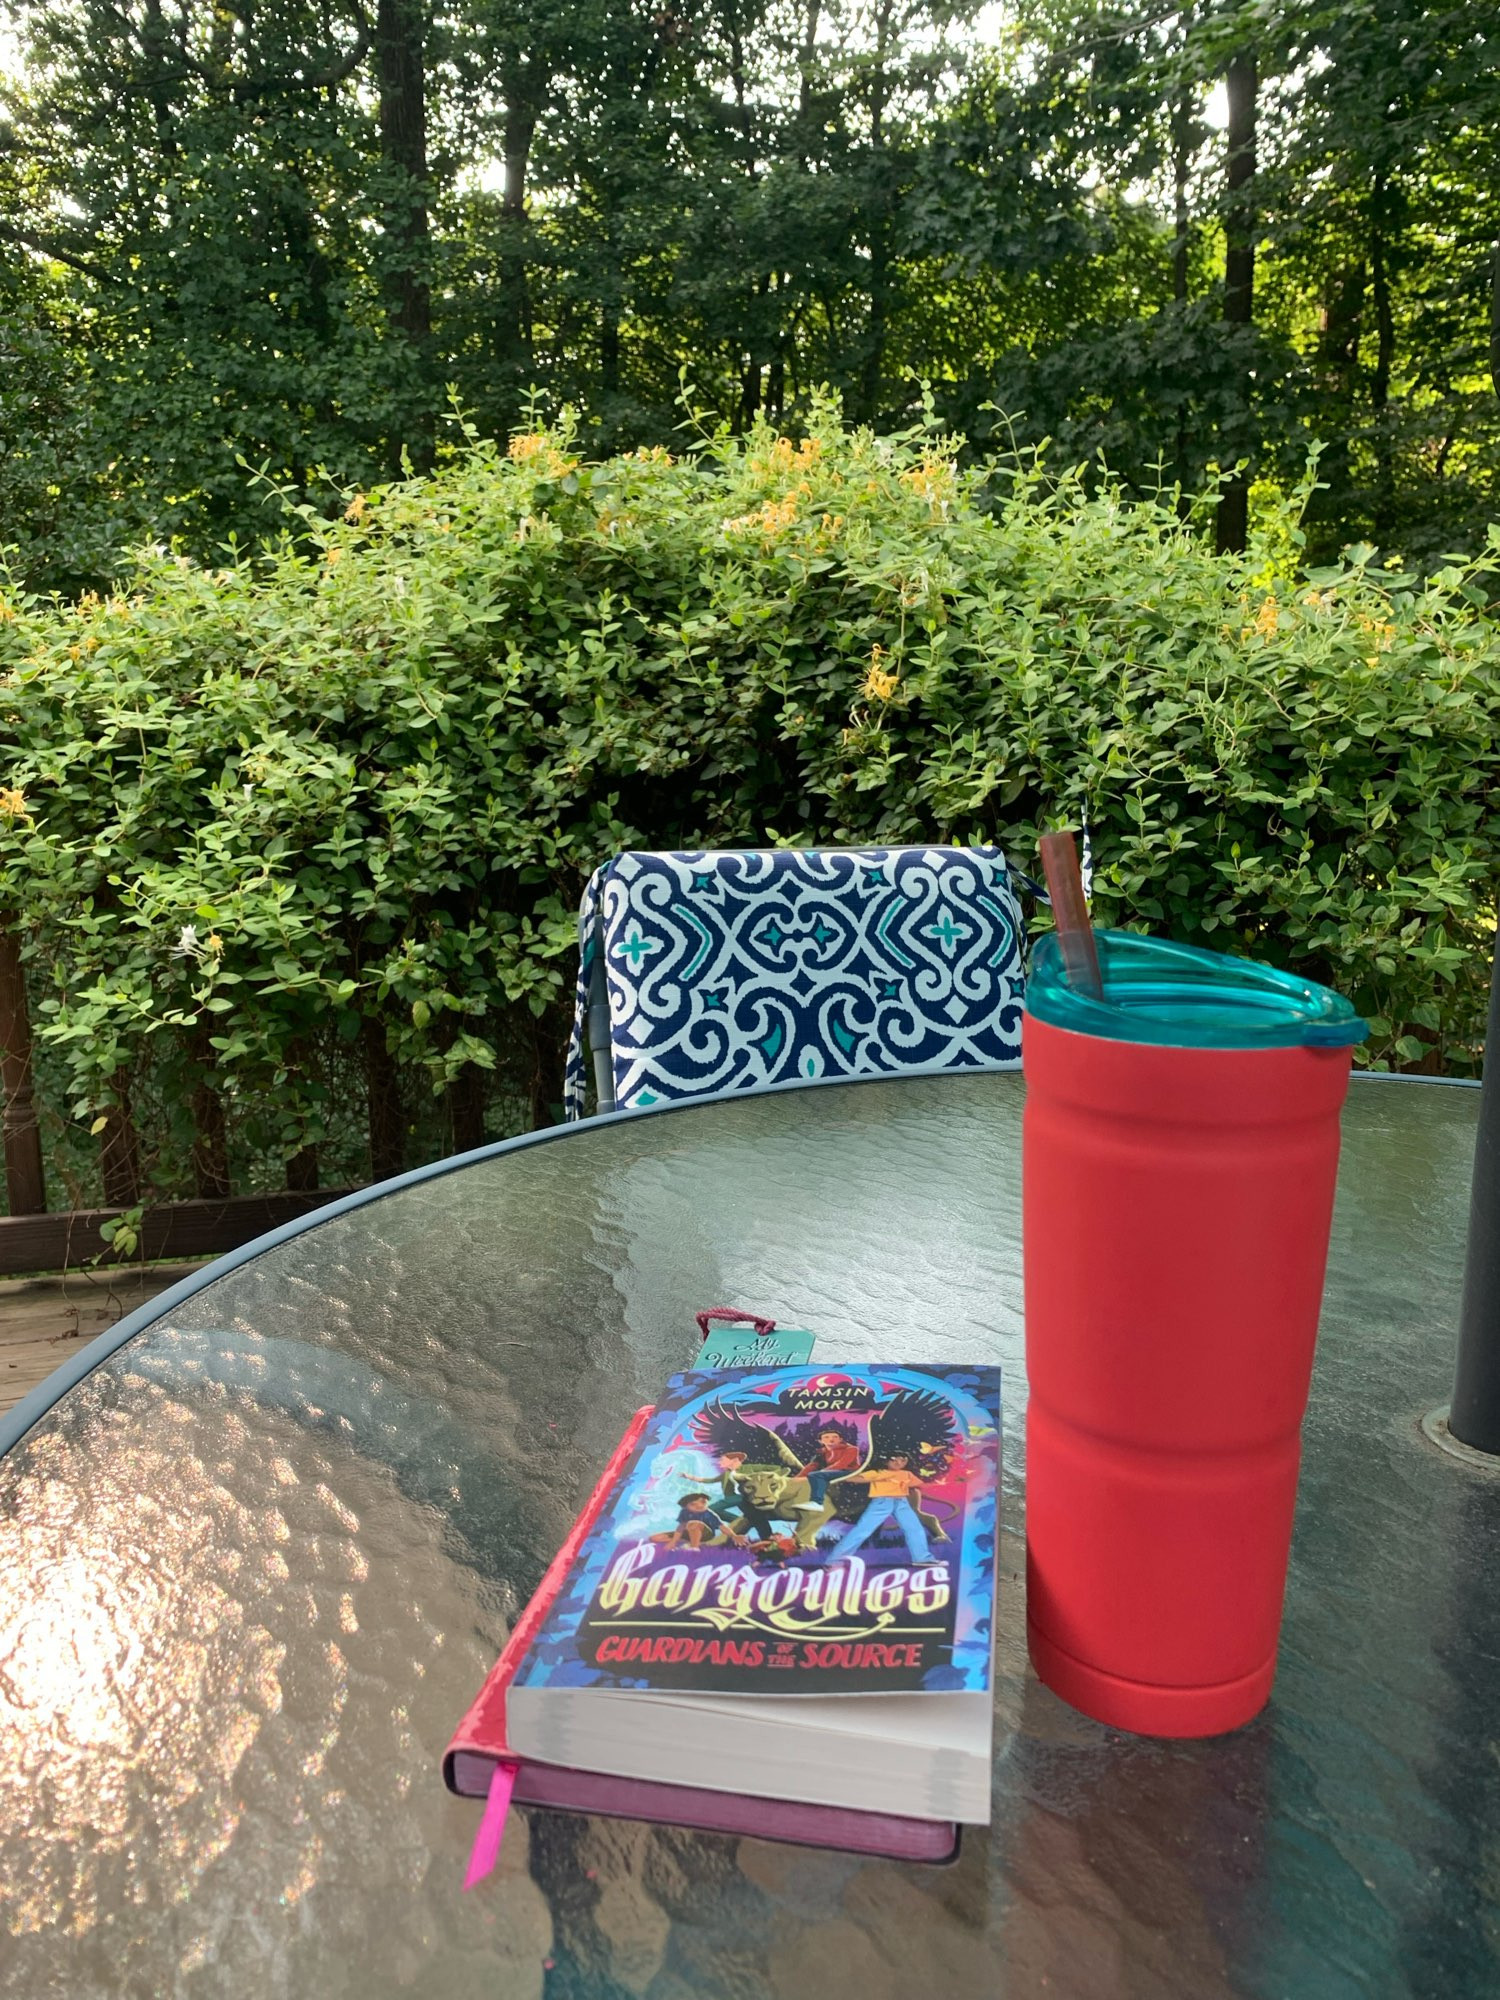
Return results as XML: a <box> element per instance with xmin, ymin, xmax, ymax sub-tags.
<box><xmin>1023</xmin><ymin>929</ymin><xmax>1366</xmax><ymax>1737</ymax></box>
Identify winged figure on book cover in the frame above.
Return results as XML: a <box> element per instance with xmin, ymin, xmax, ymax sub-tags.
<box><xmin>689</xmin><ymin>1386</ymin><xmax>958</xmax><ymax>1555</ymax></box>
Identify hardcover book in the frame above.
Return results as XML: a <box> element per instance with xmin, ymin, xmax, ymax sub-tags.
<box><xmin>445</xmin><ymin>1361</ymin><xmax>1001</xmax><ymax>1860</ymax></box>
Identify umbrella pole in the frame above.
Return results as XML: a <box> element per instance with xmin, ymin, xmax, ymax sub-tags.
<box><xmin>1451</xmin><ymin>928</ymin><xmax>1500</xmax><ymax>1456</ymax></box>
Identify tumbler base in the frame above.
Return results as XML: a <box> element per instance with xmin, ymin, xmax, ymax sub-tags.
<box><xmin>1027</xmin><ymin>1621</ymin><xmax>1274</xmax><ymax>1738</ymax></box>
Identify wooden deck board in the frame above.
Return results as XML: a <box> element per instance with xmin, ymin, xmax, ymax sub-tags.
<box><xmin>0</xmin><ymin>1264</ymin><xmax>208</xmax><ymax>1420</ymax></box>
<box><xmin>0</xmin><ymin>1189</ymin><xmax>350</xmax><ymax>1276</ymax></box>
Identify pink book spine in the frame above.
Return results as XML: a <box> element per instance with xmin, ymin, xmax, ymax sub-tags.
<box><xmin>443</xmin><ymin>1404</ymin><xmax>654</xmax><ymax>1778</ymax></box>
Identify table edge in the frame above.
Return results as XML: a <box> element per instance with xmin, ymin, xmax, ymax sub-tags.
<box><xmin>0</xmin><ymin>1067</ymin><xmax>993</xmax><ymax>1460</ymax></box>
<box><xmin>1</xmin><ymin>1062</ymin><xmax>1469</xmax><ymax>1463</ymax></box>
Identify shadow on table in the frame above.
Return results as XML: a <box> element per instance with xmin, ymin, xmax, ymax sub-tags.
<box><xmin>513</xmin><ymin>1675</ymin><xmax>1275</xmax><ymax>2000</ymax></box>
<box><xmin>987</xmin><ymin>1675</ymin><xmax>1274</xmax><ymax>1999</ymax></box>
<box><xmin>1395</xmin><ymin>1475</ymin><xmax>1500</xmax><ymax>1999</ymax></box>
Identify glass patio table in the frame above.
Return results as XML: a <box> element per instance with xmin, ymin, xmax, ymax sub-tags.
<box><xmin>1</xmin><ymin>1070</ymin><xmax>1497</xmax><ymax>1999</ymax></box>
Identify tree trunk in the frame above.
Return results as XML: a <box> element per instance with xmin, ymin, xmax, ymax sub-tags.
<box><xmin>740</xmin><ymin>272</ymin><xmax>765</xmax><ymax>428</ymax></box>
<box><xmin>283</xmin><ymin>1037</ymin><xmax>320</xmax><ymax>1190</ymax></box>
<box><xmin>1171</xmin><ymin>91</ymin><xmax>1192</xmax><ymax>307</ymax></box>
<box><xmin>729</xmin><ymin>25</ymin><xmax>754</xmax><ymax>155</ymax></box>
<box><xmin>860</xmin><ymin>231</ymin><xmax>889</xmax><ymax>425</ymax></box>
<box><xmin>448</xmin><ymin>1061</ymin><xmax>488</xmax><ymax>1154</ymax></box>
<box><xmin>1316</xmin><ymin>264</ymin><xmax>1365</xmax><ymax>513</ymax></box>
<box><xmin>1370</xmin><ymin>173</ymin><xmax>1396</xmax><ymax>534</ymax></box>
<box><xmin>191</xmin><ymin>1083</ymin><xmax>231</xmax><ymax>1199</ymax></box>
<box><xmin>376</xmin><ymin>0</ymin><xmax>433</xmax><ymax>472</ymax></box>
<box><xmin>140</xmin><ymin>0</ymin><xmax>181</xmax><ymax>157</ymax></box>
<box><xmin>797</xmin><ymin>0</ymin><xmax>821</xmax><ymax>126</ymax></box>
<box><xmin>601</xmin><ymin>298</ymin><xmax>621</xmax><ymax>403</ymax></box>
<box><xmin>1490</xmin><ymin>240</ymin><xmax>1500</xmax><ymax>399</ymax></box>
<box><xmin>768</xmin><ymin>275</ymin><xmax>787</xmax><ymax>424</ymax></box>
<box><xmin>494</xmin><ymin>53</ymin><xmax>539</xmax><ymax>420</ymax></box>
<box><xmin>0</xmin><ymin>927</ymin><xmax>45</xmax><ymax>1215</ymax></box>
<box><xmin>739</xmin><ymin>358</ymin><xmax>761</xmax><ymax>428</ymax></box>
<box><xmin>1171</xmin><ymin>85</ymin><xmax>1192</xmax><ymax>500</ymax></box>
<box><xmin>187</xmin><ymin>1023</ymin><xmax>231</xmax><ymax>1199</ymax></box>
<box><xmin>98</xmin><ymin>1087</ymin><xmax>142</xmax><ymax>1208</ymax></box>
<box><xmin>858</xmin><ymin>1</ymin><xmax>896</xmax><ymax>426</ymax></box>
<box><xmin>527</xmin><ymin>1005</ymin><xmax>566</xmax><ymax>1130</ymax></box>
<box><xmin>1215</xmin><ymin>47</ymin><xmax>1257</xmax><ymax>556</ymax></box>
<box><xmin>363</xmin><ymin>1017</ymin><xmax>406</xmax><ymax>1182</ymax></box>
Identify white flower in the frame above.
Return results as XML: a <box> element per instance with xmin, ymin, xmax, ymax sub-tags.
<box><xmin>171</xmin><ymin>924</ymin><xmax>200</xmax><ymax>959</ymax></box>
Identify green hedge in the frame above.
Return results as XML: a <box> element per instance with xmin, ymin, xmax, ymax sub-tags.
<box><xmin>2</xmin><ymin>410</ymin><xmax>1498</xmax><ymax>1200</ymax></box>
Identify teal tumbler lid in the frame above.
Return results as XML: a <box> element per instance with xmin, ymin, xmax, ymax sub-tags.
<box><xmin>1027</xmin><ymin>929</ymin><xmax>1369</xmax><ymax>1050</ymax></box>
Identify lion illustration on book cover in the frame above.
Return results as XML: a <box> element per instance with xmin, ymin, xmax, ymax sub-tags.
<box><xmin>689</xmin><ymin>1382</ymin><xmax>960</xmax><ymax>1559</ymax></box>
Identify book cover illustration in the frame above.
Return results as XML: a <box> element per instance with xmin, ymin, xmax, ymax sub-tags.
<box><xmin>515</xmin><ymin>1364</ymin><xmax>1000</xmax><ymax>1696</ymax></box>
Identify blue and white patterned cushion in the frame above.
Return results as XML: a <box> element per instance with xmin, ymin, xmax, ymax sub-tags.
<box><xmin>564</xmin><ymin>846</ymin><xmax>1024</xmax><ymax>1119</ymax></box>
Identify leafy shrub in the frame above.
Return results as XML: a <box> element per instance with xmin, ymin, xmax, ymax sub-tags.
<box><xmin>1</xmin><ymin>408</ymin><xmax>1497</xmax><ymax>1202</ymax></box>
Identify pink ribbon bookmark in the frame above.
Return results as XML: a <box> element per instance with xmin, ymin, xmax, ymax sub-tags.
<box><xmin>463</xmin><ymin>1760</ymin><xmax>519</xmax><ymax>1890</ymax></box>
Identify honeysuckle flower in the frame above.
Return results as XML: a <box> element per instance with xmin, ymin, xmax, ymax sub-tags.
<box><xmin>862</xmin><ymin>645</ymin><xmax>899</xmax><ymax>703</ymax></box>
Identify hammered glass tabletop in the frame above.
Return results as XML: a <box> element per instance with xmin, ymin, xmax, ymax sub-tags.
<box><xmin>1</xmin><ymin>1072</ymin><xmax>1495</xmax><ymax>1999</ymax></box>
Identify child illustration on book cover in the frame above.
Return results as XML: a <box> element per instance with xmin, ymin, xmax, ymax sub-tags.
<box><xmin>516</xmin><ymin>1364</ymin><xmax>1000</xmax><ymax>1697</ymax></box>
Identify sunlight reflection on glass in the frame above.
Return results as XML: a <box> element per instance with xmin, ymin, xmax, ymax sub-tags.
<box><xmin>0</xmin><ymin>1389</ymin><xmax>337</xmax><ymax>1943</ymax></box>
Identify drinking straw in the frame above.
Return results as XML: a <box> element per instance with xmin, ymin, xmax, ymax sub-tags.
<box><xmin>1039</xmin><ymin>829</ymin><xmax>1104</xmax><ymax>1001</ymax></box>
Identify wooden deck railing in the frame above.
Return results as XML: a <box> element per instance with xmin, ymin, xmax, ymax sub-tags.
<box><xmin>0</xmin><ymin>924</ymin><xmax>349</xmax><ymax>1275</ymax></box>
<box><xmin>0</xmin><ymin>927</ymin><xmax>46</xmax><ymax>1219</ymax></box>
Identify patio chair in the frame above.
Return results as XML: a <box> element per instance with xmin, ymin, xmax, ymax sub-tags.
<box><xmin>563</xmin><ymin>845</ymin><xmax>1027</xmax><ymax>1119</ymax></box>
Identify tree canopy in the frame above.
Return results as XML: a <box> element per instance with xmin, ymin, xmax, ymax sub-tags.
<box><xmin>1</xmin><ymin>0</ymin><xmax>1497</xmax><ymax>590</ymax></box>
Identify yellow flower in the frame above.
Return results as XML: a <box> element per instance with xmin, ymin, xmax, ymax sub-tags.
<box><xmin>862</xmin><ymin>647</ymin><xmax>899</xmax><ymax>702</ymax></box>
<box><xmin>324</xmin><ymin>547</ymin><xmax>342</xmax><ymax>567</ymax></box>
<box><xmin>0</xmin><ymin>599</ymin><xmax>13</xmax><ymax>623</ymax></box>
<box><xmin>1254</xmin><ymin>596</ymin><xmax>1279</xmax><ymax>638</ymax></box>
<box><xmin>344</xmin><ymin>494</ymin><xmax>368</xmax><ymax>524</ymax></box>
<box><xmin>0</xmin><ymin>786</ymin><xmax>29</xmax><ymax>819</ymax></box>
<box><xmin>901</xmin><ymin>459</ymin><xmax>956</xmax><ymax>516</ymax></box>
<box><xmin>206</xmin><ymin>933</ymin><xmax>223</xmax><ymax>955</ymax></box>
<box><xmin>723</xmin><ymin>495</ymin><xmax>800</xmax><ymax>538</ymax></box>
<box><xmin>508</xmin><ymin>433</ymin><xmax>577</xmax><ymax>478</ymax></box>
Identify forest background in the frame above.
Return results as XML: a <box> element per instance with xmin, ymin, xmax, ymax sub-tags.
<box><xmin>1</xmin><ymin>0</ymin><xmax>1498</xmax><ymax>594</ymax></box>
<box><xmin>0</xmin><ymin>0</ymin><xmax>1498</xmax><ymax>1215</ymax></box>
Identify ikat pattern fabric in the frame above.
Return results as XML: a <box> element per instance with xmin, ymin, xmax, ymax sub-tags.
<box><xmin>564</xmin><ymin>846</ymin><xmax>1024</xmax><ymax>1119</ymax></box>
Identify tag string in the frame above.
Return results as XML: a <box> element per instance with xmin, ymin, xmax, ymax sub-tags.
<box><xmin>695</xmin><ymin>1308</ymin><xmax>777</xmax><ymax>1343</ymax></box>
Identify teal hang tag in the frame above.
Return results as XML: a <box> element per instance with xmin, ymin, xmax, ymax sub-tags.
<box><xmin>694</xmin><ymin>1309</ymin><xmax>816</xmax><ymax>1367</ymax></box>
<box><xmin>698</xmin><ymin>1325</ymin><xmax>816</xmax><ymax>1366</ymax></box>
